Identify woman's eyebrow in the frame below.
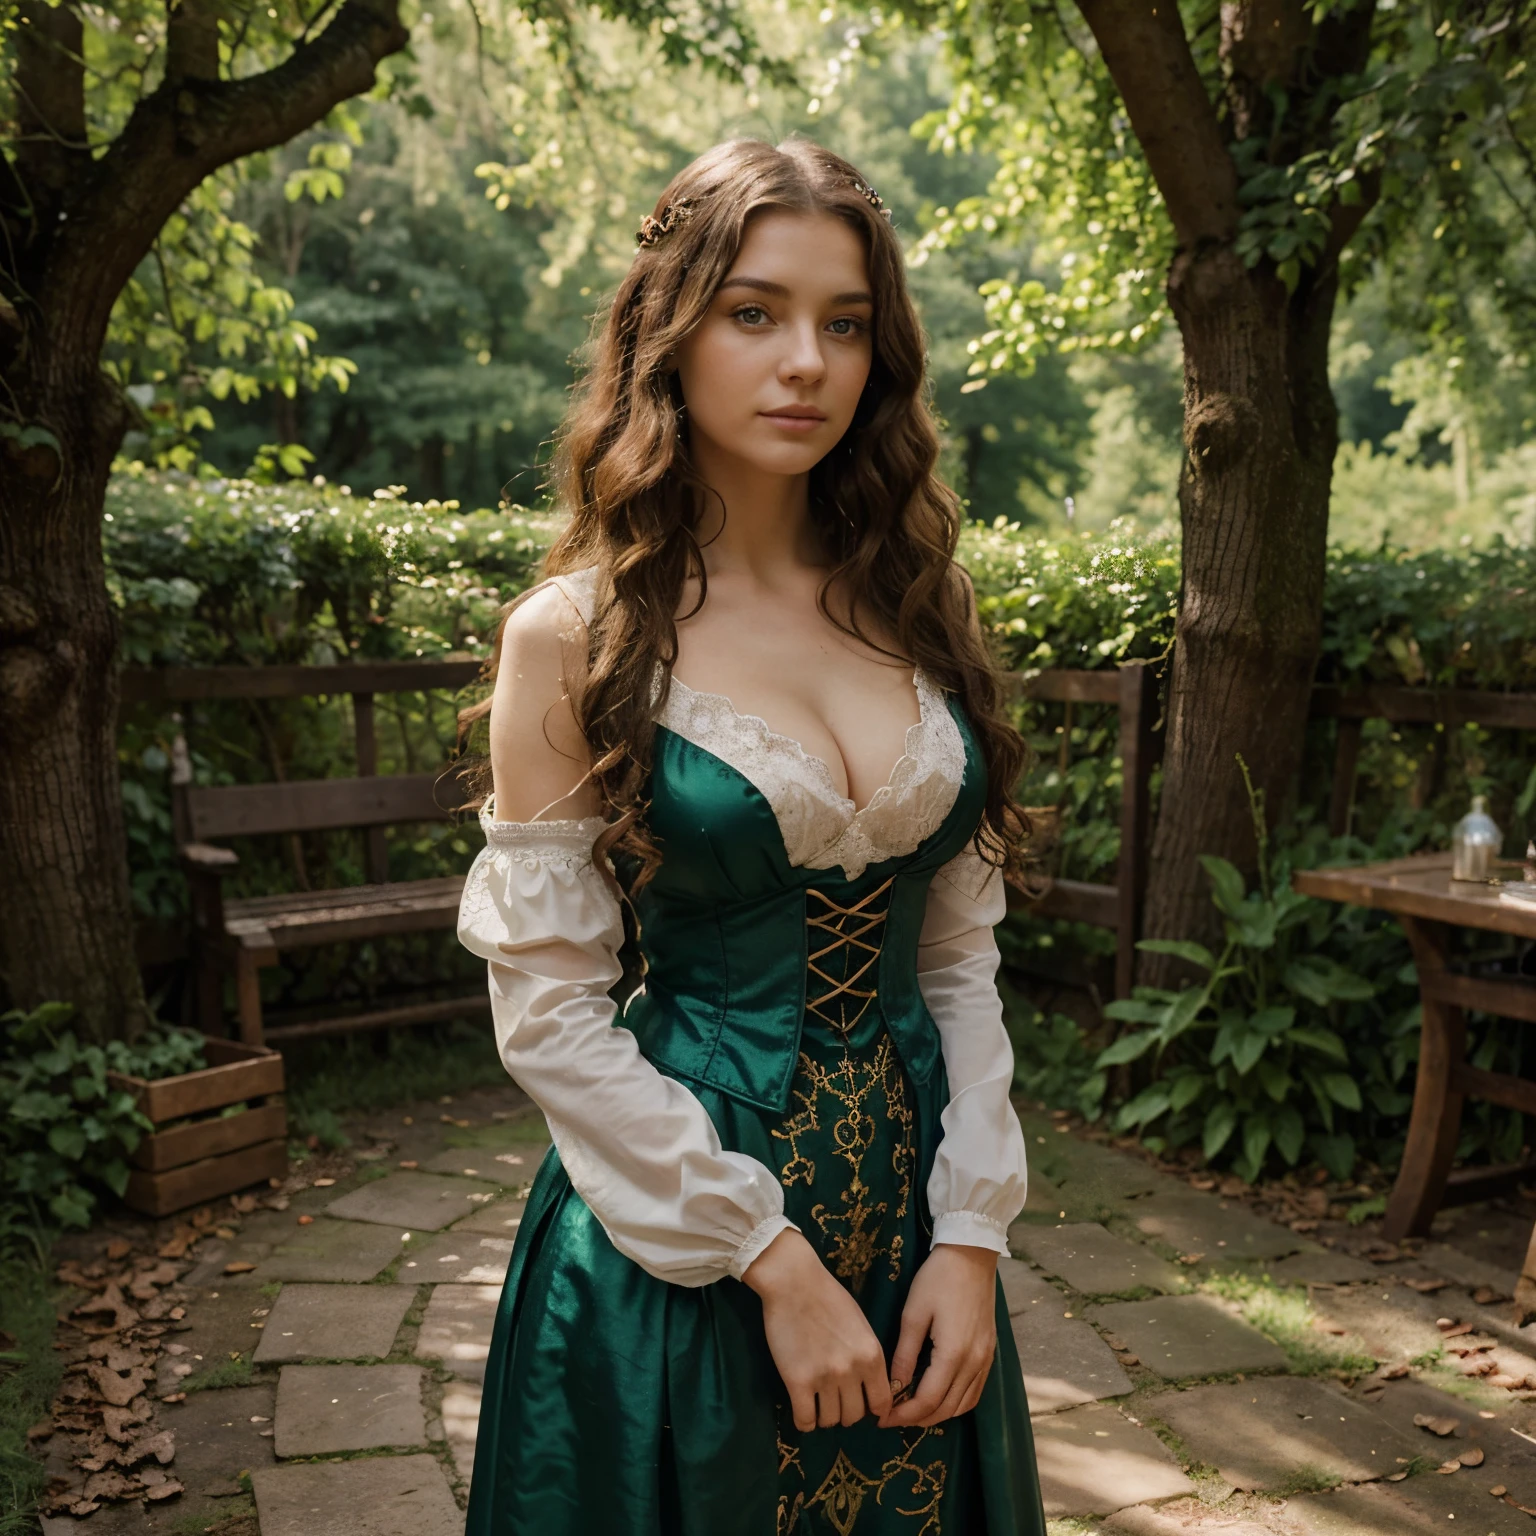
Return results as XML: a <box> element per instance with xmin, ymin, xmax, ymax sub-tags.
<box><xmin>718</xmin><ymin>276</ymin><xmax>874</xmax><ymax>306</ymax></box>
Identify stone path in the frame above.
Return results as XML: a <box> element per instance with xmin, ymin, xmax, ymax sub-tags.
<box><xmin>38</xmin><ymin>1090</ymin><xmax>1536</xmax><ymax>1535</ymax></box>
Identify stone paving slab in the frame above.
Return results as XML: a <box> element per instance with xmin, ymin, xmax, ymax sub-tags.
<box><xmin>450</xmin><ymin>1197</ymin><xmax>527</xmax><ymax>1238</ymax></box>
<box><xmin>1148</xmin><ymin>1375</ymin><xmax>1423</xmax><ymax>1491</ymax></box>
<box><xmin>255</xmin><ymin>1217</ymin><xmax>406</xmax><ymax>1283</ymax></box>
<box><xmin>441</xmin><ymin>1378</ymin><xmax>482</xmax><ymax>1485</ymax></box>
<box><xmin>421</xmin><ymin>1146</ymin><xmax>540</xmax><ymax>1186</ymax></box>
<box><xmin>253</xmin><ymin>1283</ymin><xmax>414</xmax><ymax>1364</ymax></box>
<box><xmin>156</xmin><ymin>1383</ymin><xmax>278</xmax><ymax>1522</ymax></box>
<box><xmin>251</xmin><ymin>1452</ymin><xmax>462</xmax><ymax>1536</ymax></box>
<box><xmin>1279</xmin><ymin>1475</ymin><xmax>1534</xmax><ymax>1536</ymax></box>
<box><xmin>272</xmin><ymin>1363</ymin><xmax>428</xmax><ymax>1458</ymax></box>
<box><xmin>1012</xmin><ymin>1308</ymin><xmax>1133</xmax><ymax>1414</ymax></box>
<box><xmin>1307</xmin><ymin>1283</ymin><xmax>1446</xmax><ymax>1363</ymax></box>
<box><xmin>1105</xmin><ymin>1503</ymin><xmax>1280</xmax><ymax>1536</ymax></box>
<box><xmin>326</xmin><ymin>1170</ymin><xmax>503</xmax><ymax>1231</ymax></box>
<box><xmin>1031</xmin><ymin>1401</ymin><xmax>1195</xmax><ymax>1517</ymax></box>
<box><xmin>1012</xmin><ymin>1222</ymin><xmax>1187</xmax><ymax>1297</ymax></box>
<box><xmin>1258</xmin><ymin>1249</ymin><xmax>1380</xmax><ymax>1286</ymax></box>
<box><xmin>417</xmin><ymin>1284</ymin><xmax>500</xmax><ymax>1382</ymax></box>
<box><xmin>1023</xmin><ymin>1129</ymin><xmax>1162</xmax><ymax>1220</ymax></box>
<box><xmin>998</xmin><ymin>1254</ymin><xmax>1061</xmax><ymax>1314</ymax></box>
<box><xmin>396</xmin><ymin>1231</ymin><xmax>514</xmax><ymax>1285</ymax></box>
<box><xmin>1088</xmin><ymin>1294</ymin><xmax>1287</xmax><ymax>1380</ymax></box>
<box><xmin>1130</xmin><ymin>1192</ymin><xmax>1309</xmax><ymax>1264</ymax></box>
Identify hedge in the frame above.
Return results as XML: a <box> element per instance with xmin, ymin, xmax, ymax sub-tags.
<box><xmin>106</xmin><ymin>467</ymin><xmax>1536</xmax><ymax>1178</ymax></box>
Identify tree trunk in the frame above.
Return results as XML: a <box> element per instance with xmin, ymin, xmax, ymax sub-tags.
<box><xmin>1138</xmin><ymin>246</ymin><xmax>1340</xmax><ymax>981</ymax></box>
<box><xmin>0</xmin><ymin>358</ymin><xmax>153</xmax><ymax>1041</ymax></box>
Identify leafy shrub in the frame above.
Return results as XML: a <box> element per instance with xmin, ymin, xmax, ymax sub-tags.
<box><xmin>0</xmin><ymin>1003</ymin><xmax>208</xmax><ymax>1246</ymax></box>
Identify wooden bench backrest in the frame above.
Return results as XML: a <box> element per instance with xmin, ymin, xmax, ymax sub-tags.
<box><xmin>183</xmin><ymin>773</ymin><xmax>453</xmax><ymax>841</ymax></box>
<box><xmin>123</xmin><ymin>660</ymin><xmax>482</xmax><ymax>882</ymax></box>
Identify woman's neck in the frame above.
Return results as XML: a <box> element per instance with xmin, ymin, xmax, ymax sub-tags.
<box><xmin>690</xmin><ymin>445</ymin><xmax>824</xmax><ymax>579</ymax></box>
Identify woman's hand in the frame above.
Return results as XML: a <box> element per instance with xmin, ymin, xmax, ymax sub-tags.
<box><xmin>877</xmin><ymin>1243</ymin><xmax>998</xmax><ymax>1428</ymax></box>
<box><xmin>743</xmin><ymin>1229</ymin><xmax>894</xmax><ymax>1432</ymax></box>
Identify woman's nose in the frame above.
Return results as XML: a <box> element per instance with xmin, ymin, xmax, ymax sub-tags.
<box><xmin>779</xmin><ymin>323</ymin><xmax>827</xmax><ymax>385</ymax></box>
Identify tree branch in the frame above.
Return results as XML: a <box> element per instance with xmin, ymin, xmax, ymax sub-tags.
<box><xmin>39</xmin><ymin>0</ymin><xmax>408</xmax><ymax>354</ymax></box>
<box><xmin>166</xmin><ymin>0</ymin><xmax>223</xmax><ymax>84</ymax></box>
<box><xmin>1072</xmin><ymin>0</ymin><xmax>1239</xmax><ymax>249</ymax></box>
<box><xmin>11</xmin><ymin>1</ymin><xmax>88</xmax><ymax>213</ymax></box>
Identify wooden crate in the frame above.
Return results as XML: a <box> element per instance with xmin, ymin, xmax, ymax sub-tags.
<box><xmin>108</xmin><ymin>1037</ymin><xmax>288</xmax><ymax>1217</ymax></box>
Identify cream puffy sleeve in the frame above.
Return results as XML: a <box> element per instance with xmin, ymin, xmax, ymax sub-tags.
<box><xmin>918</xmin><ymin>845</ymin><xmax>1029</xmax><ymax>1253</ymax></box>
<box><xmin>457</xmin><ymin>805</ymin><xmax>794</xmax><ymax>1287</ymax></box>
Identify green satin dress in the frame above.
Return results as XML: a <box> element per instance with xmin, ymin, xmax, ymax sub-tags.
<box><xmin>466</xmin><ymin>695</ymin><xmax>1045</xmax><ymax>1536</ymax></box>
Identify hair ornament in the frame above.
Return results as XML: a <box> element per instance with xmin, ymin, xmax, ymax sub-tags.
<box><xmin>636</xmin><ymin>198</ymin><xmax>696</xmax><ymax>248</ymax></box>
<box><xmin>851</xmin><ymin>180</ymin><xmax>892</xmax><ymax>221</ymax></box>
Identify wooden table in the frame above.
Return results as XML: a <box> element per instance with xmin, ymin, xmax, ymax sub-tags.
<box><xmin>1293</xmin><ymin>852</ymin><xmax>1536</xmax><ymax>1242</ymax></box>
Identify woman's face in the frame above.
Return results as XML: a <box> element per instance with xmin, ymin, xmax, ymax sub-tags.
<box><xmin>673</xmin><ymin>208</ymin><xmax>874</xmax><ymax>482</ymax></box>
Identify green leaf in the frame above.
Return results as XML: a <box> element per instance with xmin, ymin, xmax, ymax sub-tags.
<box><xmin>1240</xmin><ymin>1114</ymin><xmax>1273</xmax><ymax>1180</ymax></box>
<box><xmin>1322</xmin><ymin>1073</ymin><xmax>1363</xmax><ymax>1111</ymax></box>
<box><xmin>1102</xmin><ymin>998</ymin><xmax>1174</xmax><ymax>1025</ymax></box>
<box><xmin>1229</xmin><ymin>1027</ymin><xmax>1270</xmax><ymax>1076</ymax></box>
<box><xmin>1116</xmin><ymin>1083</ymin><xmax>1173</xmax><ymax>1130</ymax></box>
<box><xmin>1283</xmin><ymin>956</ymin><xmax>1375</xmax><ymax>1005</ymax></box>
<box><xmin>1164</xmin><ymin>986</ymin><xmax>1211</xmax><ymax>1040</ymax></box>
<box><xmin>1204</xmin><ymin>1100</ymin><xmax>1238</xmax><ymax>1160</ymax></box>
<box><xmin>1096</xmin><ymin>1031</ymin><xmax>1158</xmax><ymax>1067</ymax></box>
<box><xmin>47</xmin><ymin>1123</ymin><xmax>87</xmax><ymax>1161</ymax></box>
<box><xmin>1309</xmin><ymin>1131</ymin><xmax>1356</xmax><ymax>1181</ymax></box>
<box><xmin>1284</xmin><ymin>1026</ymin><xmax>1349</xmax><ymax>1063</ymax></box>
<box><xmin>1135</xmin><ymin>939</ymin><xmax>1217</xmax><ymax>971</ymax></box>
<box><xmin>1273</xmin><ymin>1104</ymin><xmax>1306</xmax><ymax>1165</ymax></box>
<box><xmin>1199</xmin><ymin>855</ymin><xmax>1247</xmax><ymax>917</ymax></box>
<box><xmin>1249</xmin><ymin>1006</ymin><xmax>1296</xmax><ymax>1038</ymax></box>
<box><xmin>1169</xmin><ymin>1071</ymin><xmax>1209</xmax><ymax>1112</ymax></box>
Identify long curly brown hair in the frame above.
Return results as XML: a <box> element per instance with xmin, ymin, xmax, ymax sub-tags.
<box><xmin>462</xmin><ymin>136</ymin><xmax>1029</xmax><ymax>887</ymax></box>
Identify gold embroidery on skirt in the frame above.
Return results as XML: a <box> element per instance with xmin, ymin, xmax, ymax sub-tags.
<box><xmin>772</xmin><ymin>1033</ymin><xmax>916</xmax><ymax>1292</ymax></box>
<box><xmin>800</xmin><ymin>1429</ymin><xmax>948</xmax><ymax>1535</ymax></box>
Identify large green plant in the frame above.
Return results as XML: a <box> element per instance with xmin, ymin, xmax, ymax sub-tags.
<box><xmin>0</xmin><ymin>1003</ymin><xmax>206</xmax><ymax>1247</ymax></box>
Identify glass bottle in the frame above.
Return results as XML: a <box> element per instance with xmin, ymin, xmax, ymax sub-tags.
<box><xmin>1452</xmin><ymin>795</ymin><xmax>1502</xmax><ymax>882</ymax></box>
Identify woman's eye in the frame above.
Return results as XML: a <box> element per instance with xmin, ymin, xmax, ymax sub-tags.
<box><xmin>734</xmin><ymin>306</ymin><xmax>769</xmax><ymax>325</ymax></box>
<box><xmin>828</xmin><ymin>317</ymin><xmax>868</xmax><ymax>336</ymax></box>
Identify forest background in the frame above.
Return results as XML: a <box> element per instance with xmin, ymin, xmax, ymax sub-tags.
<box><xmin>10</xmin><ymin>0</ymin><xmax>1536</xmax><ymax>1210</ymax></box>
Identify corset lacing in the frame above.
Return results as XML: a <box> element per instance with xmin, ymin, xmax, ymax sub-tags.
<box><xmin>804</xmin><ymin>875</ymin><xmax>895</xmax><ymax>1040</ymax></box>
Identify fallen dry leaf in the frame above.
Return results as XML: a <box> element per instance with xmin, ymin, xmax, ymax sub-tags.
<box><xmin>1460</xmin><ymin>1447</ymin><xmax>1486</xmax><ymax>1467</ymax></box>
<box><xmin>230</xmin><ymin>1194</ymin><xmax>258</xmax><ymax>1214</ymax></box>
<box><xmin>222</xmin><ymin>1261</ymin><xmax>256</xmax><ymax>1274</ymax></box>
<box><xmin>1438</xmin><ymin>1459</ymin><xmax>1461</xmax><ymax>1474</ymax></box>
<box><xmin>1387</xmin><ymin>1471</ymin><xmax>1409</xmax><ymax>1481</ymax></box>
<box><xmin>1380</xmin><ymin>1363</ymin><xmax>1412</xmax><ymax>1380</ymax></box>
<box><xmin>296</xmin><ymin>1214</ymin><xmax>314</xmax><ymax>1226</ymax></box>
<box><xmin>1439</xmin><ymin>1320</ymin><xmax>1477</xmax><ymax>1337</ymax></box>
<box><xmin>145</xmin><ymin>1479</ymin><xmax>184</xmax><ymax>1502</ymax></box>
<box><xmin>1474</xmin><ymin>1286</ymin><xmax>1512</xmax><ymax>1305</ymax></box>
<box><xmin>1177</xmin><ymin>1252</ymin><xmax>1204</xmax><ymax>1265</ymax></box>
<box><xmin>1405</xmin><ymin>1278</ymin><xmax>1450</xmax><ymax>1293</ymax></box>
<box><xmin>1413</xmin><ymin>1412</ymin><xmax>1462</xmax><ymax>1436</ymax></box>
<box><xmin>398</xmin><ymin>1159</ymin><xmax>419</xmax><ymax>1169</ymax></box>
<box><xmin>213</xmin><ymin>1226</ymin><xmax>237</xmax><ymax>1241</ymax></box>
<box><xmin>104</xmin><ymin>1238</ymin><xmax>131</xmax><ymax>1262</ymax></box>
<box><xmin>1491</xmin><ymin>1484</ymin><xmax>1509</xmax><ymax>1496</ymax></box>
<box><xmin>312</xmin><ymin>1177</ymin><xmax>335</xmax><ymax>1187</ymax></box>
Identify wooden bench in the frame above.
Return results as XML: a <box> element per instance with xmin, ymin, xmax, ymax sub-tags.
<box><xmin>123</xmin><ymin>660</ymin><xmax>485</xmax><ymax>1049</ymax></box>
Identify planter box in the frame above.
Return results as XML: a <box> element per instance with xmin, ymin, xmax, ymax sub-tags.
<box><xmin>108</xmin><ymin>1037</ymin><xmax>288</xmax><ymax>1217</ymax></box>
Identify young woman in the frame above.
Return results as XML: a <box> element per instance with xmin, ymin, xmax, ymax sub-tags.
<box><xmin>456</xmin><ymin>137</ymin><xmax>1045</xmax><ymax>1535</ymax></box>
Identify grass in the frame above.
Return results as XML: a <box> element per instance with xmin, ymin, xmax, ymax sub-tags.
<box><xmin>181</xmin><ymin>1352</ymin><xmax>256</xmax><ymax>1394</ymax></box>
<box><xmin>0</xmin><ymin>1257</ymin><xmax>64</xmax><ymax>1536</ymax></box>
<box><xmin>168</xmin><ymin>1495</ymin><xmax>257</xmax><ymax>1535</ymax></box>
<box><xmin>284</xmin><ymin>1020</ymin><xmax>508</xmax><ymax>1144</ymax></box>
<box><xmin>1201</xmin><ymin>1271</ymin><xmax>1377</xmax><ymax>1377</ymax></box>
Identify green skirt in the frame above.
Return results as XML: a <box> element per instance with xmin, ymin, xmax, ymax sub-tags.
<box><xmin>466</xmin><ymin>1024</ymin><xmax>1045</xmax><ymax>1535</ymax></box>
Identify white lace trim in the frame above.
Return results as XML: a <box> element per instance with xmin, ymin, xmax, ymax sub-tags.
<box><xmin>657</xmin><ymin>669</ymin><xmax>964</xmax><ymax>880</ymax></box>
<box><xmin>477</xmin><ymin>799</ymin><xmax>607</xmax><ymax>868</ymax></box>
<box><xmin>528</xmin><ymin>564</ymin><xmax>968</xmax><ymax>880</ymax></box>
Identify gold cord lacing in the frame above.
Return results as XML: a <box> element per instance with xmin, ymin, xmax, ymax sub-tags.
<box><xmin>804</xmin><ymin>876</ymin><xmax>895</xmax><ymax>1039</ymax></box>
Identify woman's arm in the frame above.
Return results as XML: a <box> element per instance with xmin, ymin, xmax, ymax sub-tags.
<box><xmin>879</xmin><ymin>846</ymin><xmax>1027</xmax><ymax>1428</ymax></box>
<box><xmin>460</xmin><ymin>580</ymin><xmax>792</xmax><ymax>1285</ymax></box>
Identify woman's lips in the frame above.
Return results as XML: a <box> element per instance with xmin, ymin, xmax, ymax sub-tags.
<box><xmin>760</xmin><ymin>409</ymin><xmax>827</xmax><ymax>432</ymax></box>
